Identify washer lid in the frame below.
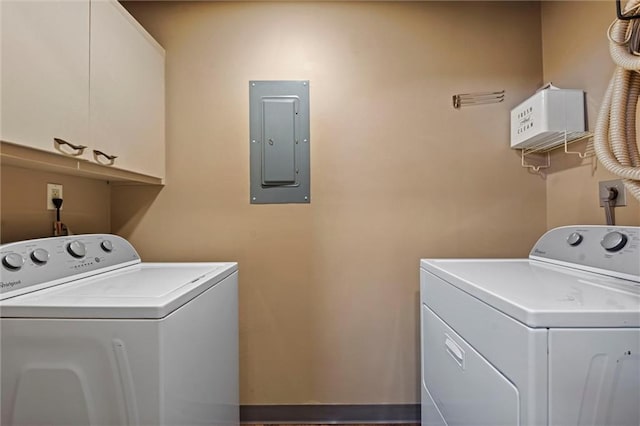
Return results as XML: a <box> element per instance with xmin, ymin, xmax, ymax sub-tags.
<box><xmin>0</xmin><ymin>262</ymin><xmax>237</xmax><ymax>319</ymax></box>
<box><xmin>421</xmin><ymin>259</ymin><xmax>640</xmax><ymax>328</ymax></box>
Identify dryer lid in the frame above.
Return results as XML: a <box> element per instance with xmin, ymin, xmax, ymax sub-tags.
<box><xmin>421</xmin><ymin>258</ymin><xmax>640</xmax><ymax>328</ymax></box>
<box><xmin>0</xmin><ymin>262</ymin><xmax>237</xmax><ymax>319</ymax></box>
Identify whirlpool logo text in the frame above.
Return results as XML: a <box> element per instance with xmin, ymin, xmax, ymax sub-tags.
<box><xmin>0</xmin><ymin>280</ymin><xmax>21</xmax><ymax>289</ymax></box>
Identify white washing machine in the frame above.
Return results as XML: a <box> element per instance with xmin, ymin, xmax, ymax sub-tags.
<box><xmin>0</xmin><ymin>234</ymin><xmax>238</xmax><ymax>426</ymax></box>
<box><xmin>420</xmin><ymin>225</ymin><xmax>640</xmax><ymax>426</ymax></box>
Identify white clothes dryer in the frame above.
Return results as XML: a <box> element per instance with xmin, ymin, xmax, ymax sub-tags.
<box><xmin>420</xmin><ymin>225</ymin><xmax>640</xmax><ymax>426</ymax></box>
<box><xmin>0</xmin><ymin>234</ymin><xmax>238</xmax><ymax>426</ymax></box>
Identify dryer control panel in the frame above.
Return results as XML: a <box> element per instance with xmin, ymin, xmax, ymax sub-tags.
<box><xmin>530</xmin><ymin>225</ymin><xmax>640</xmax><ymax>282</ymax></box>
<box><xmin>0</xmin><ymin>234</ymin><xmax>140</xmax><ymax>300</ymax></box>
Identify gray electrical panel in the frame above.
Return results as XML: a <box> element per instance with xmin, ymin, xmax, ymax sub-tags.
<box><xmin>249</xmin><ymin>80</ymin><xmax>310</xmax><ymax>204</ymax></box>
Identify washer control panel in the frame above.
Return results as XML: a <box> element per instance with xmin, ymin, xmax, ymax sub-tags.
<box><xmin>0</xmin><ymin>234</ymin><xmax>140</xmax><ymax>299</ymax></box>
<box><xmin>530</xmin><ymin>225</ymin><xmax>640</xmax><ymax>281</ymax></box>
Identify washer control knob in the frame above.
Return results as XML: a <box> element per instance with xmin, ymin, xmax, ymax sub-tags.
<box><xmin>30</xmin><ymin>248</ymin><xmax>50</xmax><ymax>265</ymax></box>
<box><xmin>3</xmin><ymin>253</ymin><xmax>25</xmax><ymax>270</ymax></box>
<box><xmin>567</xmin><ymin>232</ymin><xmax>583</xmax><ymax>246</ymax></box>
<box><xmin>67</xmin><ymin>240</ymin><xmax>86</xmax><ymax>258</ymax></box>
<box><xmin>601</xmin><ymin>231</ymin><xmax>628</xmax><ymax>252</ymax></box>
<box><xmin>100</xmin><ymin>240</ymin><xmax>113</xmax><ymax>252</ymax></box>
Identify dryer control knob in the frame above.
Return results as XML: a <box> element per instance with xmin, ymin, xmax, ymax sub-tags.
<box><xmin>3</xmin><ymin>253</ymin><xmax>25</xmax><ymax>270</ymax></box>
<box><xmin>567</xmin><ymin>232</ymin><xmax>583</xmax><ymax>246</ymax></box>
<box><xmin>67</xmin><ymin>240</ymin><xmax>86</xmax><ymax>258</ymax></box>
<box><xmin>601</xmin><ymin>231</ymin><xmax>628</xmax><ymax>252</ymax></box>
<box><xmin>30</xmin><ymin>248</ymin><xmax>50</xmax><ymax>265</ymax></box>
<box><xmin>100</xmin><ymin>240</ymin><xmax>113</xmax><ymax>252</ymax></box>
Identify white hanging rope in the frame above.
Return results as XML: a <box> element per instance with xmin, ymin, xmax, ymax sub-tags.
<box><xmin>596</xmin><ymin>0</ymin><xmax>640</xmax><ymax>201</ymax></box>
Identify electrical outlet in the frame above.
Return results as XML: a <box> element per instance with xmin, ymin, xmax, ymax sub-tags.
<box><xmin>599</xmin><ymin>179</ymin><xmax>627</xmax><ymax>207</ymax></box>
<box><xmin>47</xmin><ymin>183</ymin><xmax>63</xmax><ymax>210</ymax></box>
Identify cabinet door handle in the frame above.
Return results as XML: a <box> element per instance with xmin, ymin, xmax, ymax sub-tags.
<box><xmin>93</xmin><ymin>149</ymin><xmax>118</xmax><ymax>165</ymax></box>
<box><xmin>54</xmin><ymin>138</ymin><xmax>87</xmax><ymax>155</ymax></box>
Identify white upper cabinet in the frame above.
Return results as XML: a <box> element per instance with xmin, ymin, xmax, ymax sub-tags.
<box><xmin>0</xmin><ymin>0</ymin><xmax>165</xmax><ymax>182</ymax></box>
<box><xmin>90</xmin><ymin>0</ymin><xmax>165</xmax><ymax>179</ymax></box>
<box><xmin>0</xmin><ymin>0</ymin><xmax>90</xmax><ymax>159</ymax></box>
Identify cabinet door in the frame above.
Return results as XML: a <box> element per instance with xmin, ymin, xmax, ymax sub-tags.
<box><xmin>1</xmin><ymin>0</ymin><xmax>90</xmax><ymax>158</ymax></box>
<box><xmin>89</xmin><ymin>0</ymin><xmax>165</xmax><ymax>179</ymax></box>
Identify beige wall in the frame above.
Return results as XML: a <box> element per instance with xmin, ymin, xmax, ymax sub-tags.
<box><xmin>541</xmin><ymin>1</ymin><xmax>640</xmax><ymax>227</ymax></box>
<box><xmin>1</xmin><ymin>165</ymin><xmax>111</xmax><ymax>243</ymax></box>
<box><xmin>117</xmin><ymin>1</ymin><xmax>545</xmax><ymax>404</ymax></box>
